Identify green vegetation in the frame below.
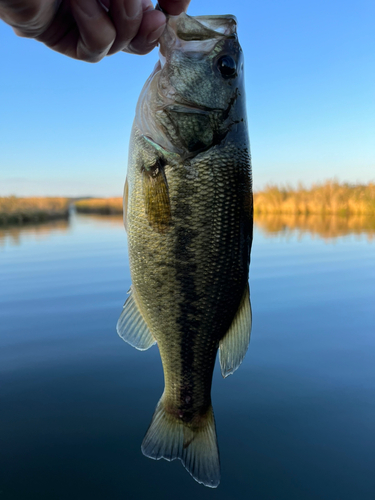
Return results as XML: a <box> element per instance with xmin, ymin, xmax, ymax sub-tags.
<box><xmin>74</xmin><ymin>198</ymin><xmax>123</xmax><ymax>214</ymax></box>
<box><xmin>0</xmin><ymin>197</ymin><xmax>70</xmax><ymax>225</ymax></box>
<box><xmin>254</xmin><ymin>181</ymin><xmax>375</xmax><ymax>215</ymax></box>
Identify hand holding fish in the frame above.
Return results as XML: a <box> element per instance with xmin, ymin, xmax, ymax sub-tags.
<box><xmin>0</xmin><ymin>0</ymin><xmax>190</xmax><ymax>61</ymax></box>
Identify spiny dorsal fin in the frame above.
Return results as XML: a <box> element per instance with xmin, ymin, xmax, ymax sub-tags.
<box><xmin>142</xmin><ymin>395</ymin><xmax>220</xmax><ymax>488</ymax></box>
<box><xmin>142</xmin><ymin>159</ymin><xmax>171</xmax><ymax>233</ymax></box>
<box><xmin>116</xmin><ymin>287</ymin><xmax>156</xmax><ymax>351</ymax></box>
<box><xmin>219</xmin><ymin>283</ymin><xmax>252</xmax><ymax>378</ymax></box>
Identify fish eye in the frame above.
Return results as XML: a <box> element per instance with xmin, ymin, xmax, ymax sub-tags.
<box><xmin>217</xmin><ymin>55</ymin><xmax>237</xmax><ymax>78</ymax></box>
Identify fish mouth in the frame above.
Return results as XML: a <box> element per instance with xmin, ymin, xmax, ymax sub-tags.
<box><xmin>159</xmin><ymin>13</ymin><xmax>237</xmax><ymax>59</ymax></box>
<box><xmin>167</xmin><ymin>13</ymin><xmax>237</xmax><ymax>42</ymax></box>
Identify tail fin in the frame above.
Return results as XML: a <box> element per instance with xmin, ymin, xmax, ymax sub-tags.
<box><xmin>141</xmin><ymin>395</ymin><xmax>220</xmax><ymax>488</ymax></box>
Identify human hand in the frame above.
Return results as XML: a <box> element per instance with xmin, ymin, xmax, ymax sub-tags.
<box><xmin>0</xmin><ymin>0</ymin><xmax>190</xmax><ymax>62</ymax></box>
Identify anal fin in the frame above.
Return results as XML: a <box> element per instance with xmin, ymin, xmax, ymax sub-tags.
<box><xmin>116</xmin><ymin>287</ymin><xmax>156</xmax><ymax>351</ymax></box>
<box><xmin>219</xmin><ymin>283</ymin><xmax>252</xmax><ymax>378</ymax></box>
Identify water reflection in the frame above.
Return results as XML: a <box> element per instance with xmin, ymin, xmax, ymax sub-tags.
<box><xmin>77</xmin><ymin>213</ymin><xmax>124</xmax><ymax>227</ymax></box>
<box><xmin>254</xmin><ymin>213</ymin><xmax>375</xmax><ymax>240</ymax></box>
<box><xmin>0</xmin><ymin>220</ymin><xmax>70</xmax><ymax>248</ymax></box>
<box><xmin>2</xmin><ymin>213</ymin><xmax>375</xmax><ymax>249</ymax></box>
<box><xmin>0</xmin><ymin>211</ymin><xmax>374</xmax><ymax>499</ymax></box>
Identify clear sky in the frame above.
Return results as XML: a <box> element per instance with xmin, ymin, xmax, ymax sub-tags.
<box><xmin>0</xmin><ymin>0</ymin><xmax>374</xmax><ymax>197</ymax></box>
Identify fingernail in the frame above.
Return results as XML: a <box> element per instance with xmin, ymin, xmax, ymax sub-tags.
<box><xmin>147</xmin><ymin>23</ymin><xmax>166</xmax><ymax>44</ymax></box>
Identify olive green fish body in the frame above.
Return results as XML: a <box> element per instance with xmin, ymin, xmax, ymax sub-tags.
<box><xmin>128</xmin><ymin>125</ymin><xmax>251</xmax><ymax>415</ymax></box>
<box><xmin>118</xmin><ymin>12</ymin><xmax>252</xmax><ymax>488</ymax></box>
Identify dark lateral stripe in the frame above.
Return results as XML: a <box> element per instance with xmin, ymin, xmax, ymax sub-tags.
<box><xmin>174</xmin><ymin>181</ymin><xmax>200</xmax><ymax>412</ymax></box>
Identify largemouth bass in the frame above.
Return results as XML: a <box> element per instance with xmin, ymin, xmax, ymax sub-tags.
<box><xmin>117</xmin><ymin>11</ymin><xmax>253</xmax><ymax>488</ymax></box>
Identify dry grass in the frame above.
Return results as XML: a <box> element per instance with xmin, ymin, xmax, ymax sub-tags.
<box><xmin>0</xmin><ymin>197</ymin><xmax>70</xmax><ymax>225</ymax></box>
<box><xmin>254</xmin><ymin>181</ymin><xmax>375</xmax><ymax>215</ymax></box>
<box><xmin>74</xmin><ymin>182</ymin><xmax>375</xmax><ymax>218</ymax></box>
<box><xmin>74</xmin><ymin>198</ymin><xmax>123</xmax><ymax>215</ymax></box>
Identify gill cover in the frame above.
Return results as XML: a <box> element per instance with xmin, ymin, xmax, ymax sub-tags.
<box><xmin>135</xmin><ymin>13</ymin><xmax>244</xmax><ymax>156</ymax></box>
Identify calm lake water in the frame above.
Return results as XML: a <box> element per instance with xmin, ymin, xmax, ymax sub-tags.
<box><xmin>0</xmin><ymin>213</ymin><xmax>374</xmax><ymax>500</ymax></box>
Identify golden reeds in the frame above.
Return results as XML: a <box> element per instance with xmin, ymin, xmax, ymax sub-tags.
<box><xmin>3</xmin><ymin>181</ymin><xmax>373</xmax><ymax>227</ymax></box>
<box><xmin>254</xmin><ymin>181</ymin><xmax>375</xmax><ymax>215</ymax></box>
<box><xmin>0</xmin><ymin>196</ymin><xmax>70</xmax><ymax>225</ymax></box>
<box><xmin>74</xmin><ymin>182</ymin><xmax>375</xmax><ymax>217</ymax></box>
<box><xmin>74</xmin><ymin>198</ymin><xmax>123</xmax><ymax>214</ymax></box>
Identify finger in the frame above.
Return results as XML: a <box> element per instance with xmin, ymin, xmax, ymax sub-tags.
<box><xmin>106</xmin><ymin>0</ymin><xmax>143</xmax><ymax>55</ymax></box>
<box><xmin>0</xmin><ymin>0</ymin><xmax>57</xmax><ymax>37</ymax></box>
<box><xmin>70</xmin><ymin>0</ymin><xmax>116</xmax><ymax>62</ymax></box>
<box><xmin>36</xmin><ymin>1</ymin><xmax>80</xmax><ymax>56</ymax></box>
<box><xmin>158</xmin><ymin>0</ymin><xmax>190</xmax><ymax>16</ymax></box>
<box><xmin>124</xmin><ymin>7</ymin><xmax>165</xmax><ymax>55</ymax></box>
<box><xmin>141</xmin><ymin>0</ymin><xmax>154</xmax><ymax>11</ymax></box>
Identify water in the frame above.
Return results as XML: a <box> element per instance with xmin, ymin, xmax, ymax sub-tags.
<box><xmin>0</xmin><ymin>213</ymin><xmax>374</xmax><ymax>500</ymax></box>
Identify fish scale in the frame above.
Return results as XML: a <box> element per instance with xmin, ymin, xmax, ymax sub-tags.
<box><xmin>117</xmin><ymin>12</ymin><xmax>252</xmax><ymax>487</ymax></box>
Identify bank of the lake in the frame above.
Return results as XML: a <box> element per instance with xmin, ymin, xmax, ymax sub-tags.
<box><xmin>72</xmin><ymin>181</ymin><xmax>375</xmax><ymax>218</ymax></box>
<box><xmin>0</xmin><ymin>196</ymin><xmax>70</xmax><ymax>225</ymax></box>
<box><xmin>75</xmin><ymin>198</ymin><xmax>123</xmax><ymax>215</ymax></box>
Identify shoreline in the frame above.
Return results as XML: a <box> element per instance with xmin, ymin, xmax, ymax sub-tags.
<box><xmin>1</xmin><ymin>180</ymin><xmax>374</xmax><ymax>225</ymax></box>
<box><xmin>0</xmin><ymin>196</ymin><xmax>70</xmax><ymax>226</ymax></box>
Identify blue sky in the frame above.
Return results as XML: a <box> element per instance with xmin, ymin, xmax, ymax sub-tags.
<box><xmin>1</xmin><ymin>0</ymin><xmax>374</xmax><ymax>196</ymax></box>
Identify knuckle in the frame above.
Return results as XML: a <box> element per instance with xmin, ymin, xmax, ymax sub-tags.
<box><xmin>7</xmin><ymin>1</ymin><xmax>53</xmax><ymax>35</ymax></box>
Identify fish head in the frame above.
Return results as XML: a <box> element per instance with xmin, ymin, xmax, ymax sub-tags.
<box><xmin>159</xmin><ymin>14</ymin><xmax>243</xmax><ymax>110</ymax></box>
<box><xmin>135</xmin><ymin>13</ymin><xmax>246</xmax><ymax>157</ymax></box>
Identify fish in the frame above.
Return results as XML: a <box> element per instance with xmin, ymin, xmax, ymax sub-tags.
<box><xmin>117</xmin><ymin>11</ymin><xmax>253</xmax><ymax>488</ymax></box>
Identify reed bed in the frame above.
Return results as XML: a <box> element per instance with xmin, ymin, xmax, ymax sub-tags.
<box><xmin>0</xmin><ymin>196</ymin><xmax>70</xmax><ymax>225</ymax></box>
<box><xmin>74</xmin><ymin>198</ymin><xmax>123</xmax><ymax>215</ymax></box>
<box><xmin>254</xmin><ymin>181</ymin><xmax>375</xmax><ymax>215</ymax></box>
<box><xmin>73</xmin><ymin>181</ymin><xmax>375</xmax><ymax>218</ymax></box>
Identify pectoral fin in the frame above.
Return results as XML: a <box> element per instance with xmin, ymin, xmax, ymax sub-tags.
<box><xmin>219</xmin><ymin>283</ymin><xmax>252</xmax><ymax>378</ymax></box>
<box><xmin>142</xmin><ymin>160</ymin><xmax>171</xmax><ymax>233</ymax></box>
<box><xmin>116</xmin><ymin>287</ymin><xmax>156</xmax><ymax>351</ymax></box>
